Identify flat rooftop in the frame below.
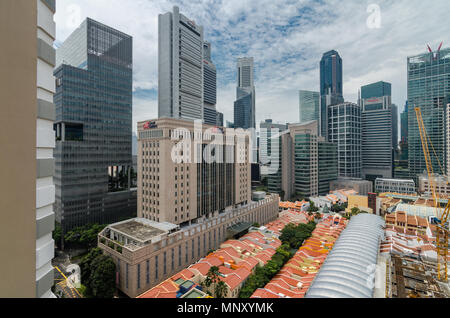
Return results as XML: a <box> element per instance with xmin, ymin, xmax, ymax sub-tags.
<box><xmin>110</xmin><ymin>218</ymin><xmax>178</xmax><ymax>242</ymax></box>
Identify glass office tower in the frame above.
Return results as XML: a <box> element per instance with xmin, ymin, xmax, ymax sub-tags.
<box><xmin>234</xmin><ymin>57</ymin><xmax>256</xmax><ymax>129</ymax></box>
<box><xmin>299</xmin><ymin>90</ymin><xmax>320</xmax><ymax>124</ymax></box>
<box><xmin>54</xmin><ymin>18</ymin><xmax>136</xmax><ymax>232</ymax></box>
<box><xmin>407</xmin><ymin>47</ymin><xmax>450</xmax><ymax>180</ymax></box>
<box><xmin>328</xmin><ymin>102</ymin><xmax>362</xmax><ymax>178</ymax></box>
<box><xmin>361</xmin><ymin>81</ymin><xmax>396</xmax><ymax>181</ymax></box>
<box><xmin>320</xmin><ymin>50</ymin><xmax>344</xmax><ymax>138</ymax></box>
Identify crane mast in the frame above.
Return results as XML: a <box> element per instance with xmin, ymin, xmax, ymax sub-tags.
<box><xmin>415</xmin><ymin>107</ymin><xmax>448</xmax><ymax>282</ymax></box>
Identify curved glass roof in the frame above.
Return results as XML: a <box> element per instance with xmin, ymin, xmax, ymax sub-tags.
<box><xmin>305</xmin><ymin>214</ymin><xmax>385</xmax><ymax>298</ymax></box>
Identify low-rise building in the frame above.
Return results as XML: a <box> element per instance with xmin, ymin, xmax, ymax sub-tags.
<box><xmin>98</xmin><ymin>194</ymin><xmax>279</xmax><ymax>298</ymax></box>
<box><xmin>330</xmin><ymin>178</ymin><xmax>373</xmax><ymax>195</ymax></box>
<box><xmin>418</xmin><ymin>173</ymin><xmax>450</xmax><ymax>197</ymax></box>
<box><xmin>375</xmin><ymin>178</ymin><xmax>416</xmax><ymax>194</ymax></box>
<box><xmin>252</xmin><ymin>215</ymin><xmax>347</xmax><ymax>298</ymax></box>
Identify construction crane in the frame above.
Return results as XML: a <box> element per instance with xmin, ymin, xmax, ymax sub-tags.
<box><xmin>415</xmin><ymin>107</ymin><xmax>449</xmax><ymax>282</ymax></box>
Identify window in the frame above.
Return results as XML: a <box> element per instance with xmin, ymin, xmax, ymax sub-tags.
<box><xmin>171</xmin><ymin>248</ymin><xmax>175</xmax><ymax>271</ymax></box>
<box><xmin>137</xmin><ymin>264</ymin><xmax>141</xmax><ymax>289</ymax></box>
<box><xmin>126</xmin><ymin>263</ymin><xmax>129</xmax><ymax>289</ymax></box>
<box><xmin>163</xmin><ymin>252</ymin><xmax>167</xmax><ymax>276</ymax></box>
<box><xmin>155</xmin><ymin>256</ymin><xmax>159</xmax><ymax>280</ymax></box>
<box><xmin>146</xmin><ymin>260</ymin><xmax>150</xmax><ymax>284</ymax></box>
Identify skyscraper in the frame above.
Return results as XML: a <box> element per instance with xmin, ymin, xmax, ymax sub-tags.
<box><xmin>401</xmin><ymin>101</ymin><xmax>409</xmax><ymax>144</ymax></box>
<box><xmin>0</xmin><ymin>0</ymin><xmax>56</xmax><ymax>298</ymax></box>
<box><xmin>299</xmin><ymin>90</ymin><xmax>320</xmax><ymax>127</ymax></box>
<box><xmin>361</xmin><ymin>81</ymin><xmax>396</xmax><ymax>181</ymax></box>
<box><xmin>266</xmin><ymin>121</ymin><xmax>337</xmax><ymax>199</ymax></box>
<box><xmin>407</xmin><ymin>46</ymin><xmax>450</xmax><ymax>180</ymax></box>
<box><xmin>234</xmin><ymin>57</ymin><xmax>256</xmax><ymax>129</ymax></box>
<box><xmin>320</xmin><ymin>50</ymin><xmax>344</xmax><ymax>138</ymax></box>
<box><xmin>328</xmin><ymin>102</ymin><xmax>362</xmax><ymax>178</ymax></box>
<box><xmin>159</xmin><ymin>6</ymin><xmax>204</xmax><ymax>121</ymax></box>
<box><xmin>203</xmin><ymin>41</ymin><xmax>220</xmax><ymax>126</ymax></box>
<box><xmin>54</xmin><ymin>18</ymin><xmax>136</xmax><ymax>232</ymax></box>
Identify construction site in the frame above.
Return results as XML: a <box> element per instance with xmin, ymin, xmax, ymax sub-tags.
<box><xmin>381</xmin><ymin>107</ymin><xmax>450</xmax><ymax>298</ymax></box>
<box><xmin>386</xmin><ymin>255</ymin><xmax>449</xmax><ymax>298</ymax></box>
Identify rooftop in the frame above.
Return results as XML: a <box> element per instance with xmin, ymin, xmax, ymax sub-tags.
<box><xmin>109</xmin><ymin>218</ymin><xmax>179</xmax><ymax>242</ymax></box>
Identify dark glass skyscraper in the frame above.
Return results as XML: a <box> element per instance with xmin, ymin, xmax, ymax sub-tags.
<box><xmin>54</xmin><ymin>18</ymin><xmax>136</xmax><ymax>232</ymax></box>
<box><xmin>320</xmin><ymin>50</ymin><xmax>344</xmax><ymax>138</ymax></box>
<box><xmin>234</xmin><ymin>57</ymin><xmax>255</xmax><ymax>129</ymax></box>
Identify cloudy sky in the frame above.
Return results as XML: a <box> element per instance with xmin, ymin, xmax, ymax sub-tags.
<box><xmin>55</xmin><ymin>0</ymin><xmax>450</xmax><ymax>133</ymax></box>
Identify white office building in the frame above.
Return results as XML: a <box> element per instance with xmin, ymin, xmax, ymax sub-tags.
<box><xmin>158</xmin><ymin>6</ymin><xmax>204</xmax><ymax>121</ymax></box>
<box><xmin>375</xmin><ymin>178</ymin><xmax>416</xmax><ymax>194</ymax></box>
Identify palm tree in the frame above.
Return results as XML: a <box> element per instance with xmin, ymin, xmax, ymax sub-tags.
<box><xmin>204</xmin><ymin>266</ymin><xmax>220</xmax><ymax>297</ymax></box>
<box><xmin>215</xmin><ymin>281</ymin><xmax>228</xmax><ymax>299</ymax></box>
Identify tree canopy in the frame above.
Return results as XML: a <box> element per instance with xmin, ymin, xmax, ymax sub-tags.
<box><xmin>63</xmin><ymin>224</ymin><xmax>107</xmax><ymax>250</ymax></box>
<box><xmin>79</xmin><ymin>248</ymin><xmax>116</xmax><ymax>298</ymax></box>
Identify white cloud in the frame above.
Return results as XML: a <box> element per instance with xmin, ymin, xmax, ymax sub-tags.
<box><xmin>55</xmin><ymin>0</ymin><xmax>450</xmax><ymax>132</ymax></box>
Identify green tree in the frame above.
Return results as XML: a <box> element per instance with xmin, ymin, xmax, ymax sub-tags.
<box><xmin>88</xmin><ymin>255</ymin><xmax>116</xmax><ymax>298</ymax></box>
<box><xmin>308</xmin><ymin>201</ymin><xmax>319</xmax><ymax>213</ymax></box>
<box><xmin>351</xmin><ymin>207</ymin><xmax>361</xmax><ymax>216</ymax></box>
<box><xmin>53</xmin><ymin>222</ymin><xmax>62</xmax><ymax>249</ymax></box>
<box><xmin>204</xmin><ymin>266</ymin><xmax>220</xmax><ymax>297</ymax></box>
<box><xmin>215</xmin><ymin>281</ymin><xmax>228</xmax><ymax>299</ymax></box>
<box><xmin>79</xmin><ymin>248</ymin><xmax>103</xmax><ymax>288</ymax></box>
<box><xmin>64</xmin><ymin>224</ymin><xmax>107</xmax><ymax>250</ymax></box>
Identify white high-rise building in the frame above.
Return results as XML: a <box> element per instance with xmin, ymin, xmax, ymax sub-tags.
<box><xmin>158</xmin><ymin>6</ymin><xmax>204</xmax><ymax>121</ymax></box>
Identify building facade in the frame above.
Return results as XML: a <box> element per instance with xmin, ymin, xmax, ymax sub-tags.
<box><xmin>299</xmin><ymin>90</ymin><xmax>320</xmax><ymax>126</ymax></box>
<box><xmin>375</xmin><ymin>178</ymin><xmax>416</xmax><ymax>194</ymax></box>
<box><xmin>260</xmin><ymin>120</ymin><xmax>288</xmax><ymax>179</ymax></box>
<box><xmin>330</xmin><ymin>178</ymin><xmax>373</xmax><ymax>196</ymax></box>
<box><xmin>407</xmin><ymin>47</ymin><xmax>450</xmax><ymax>181</ymax></box>
<box><xmin>361</xmin><ymin>81</ymin><xmax>397</xmax><ymax>181</ymax></box>
<box><xmin>319</xmin><ymin>50</ymin><xmax>344</xmax><ymax>138</ymax></box>
<box><xmin>267</xmin><ymin>121</ymin><xmax>338</xmax><ymax>199</ymax></box>
<box><xmin>328</xmin><ymin>102</ymin><xmax>362</xmax><ymax>178</ymax></box>
<box><xmin>98</xmin><ymin>194</ymin><xmax>279</xmax><ymax>298</ymax></box>
<box><xmin>418</xmin><ymin>174</ymin><xmax>450</xmax><ymax>197</ymax></box>
<box><xmin>0</xmin><ymin>0</ymin><xmax>56</xmax><ymax>298</ymax></box>
<box><xmin>159</xmin><ymin>6</ymin><xmax>204</xmax><ymax>121</ymax></box>
<box><xmin>54</xmin><ymin>18</ymin><xmax>136</xmax><ymax>232</ymax></box>
<box><xmin>137</xmin><ymin>118</ymin><xmax>252</xmax><ymax>226</ymax></box>
<box><xmin>234</xmin><ymin>57</ymin><xmax>256</xmax><ymax>130</ymax></box>
<box><xmin>202</xmin><ymin>41</ymin><xmax>221</xmax><ymax>126</ymax></box>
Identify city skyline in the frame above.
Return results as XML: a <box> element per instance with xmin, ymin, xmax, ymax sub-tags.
<box><xmin>54</xmin><ymin>0</ymin><xmax>450</xmax><ymax>133</ymax></box>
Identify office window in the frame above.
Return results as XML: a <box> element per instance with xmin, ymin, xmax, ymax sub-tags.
<box><xmin>171</xmin><ymin>248</ymin><xmax>175</xmax><ymax>271</ymax></box>
<box><xmin>137</xmin><ymin>264</ymin><xmax>141</xmax><ymax>289</ymax></box>
<box><xmin>126</xmin><ymin>263</ymin><xmax>129</xmax><ymax>289</ymax></box>
<box><xmin>155</xmin><ymin>255</ymin><xmax>159</xmax><ymax>280</ymax></box>
<box><xmin>146</xmin><ymin>260</ymin><xmax>150</xmax><ymax>284</ymax></box>
<box><xmin>163</xmin><ymin>251</ymin><xmax>167</xmax><ymax>276</ymax></box>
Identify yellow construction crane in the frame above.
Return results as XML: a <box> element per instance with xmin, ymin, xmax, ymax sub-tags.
<box><xmin>415</xmin><ymin>107</ymin><xmax>449</xmax><ymax>282</ymax></box>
